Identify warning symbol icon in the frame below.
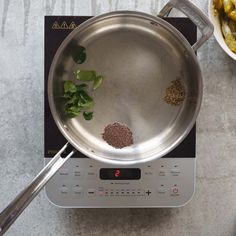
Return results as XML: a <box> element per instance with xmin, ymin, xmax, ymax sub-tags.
<box><xmin>69</xmin><ymin>21</ymin><xmax>77</xmax><ymax>29</ymax></box>
<box><xmin>61</xmin><ymin>21</ymin><xmax>69</xmax><ymax>29</ymax></box>
<box><xmin>52</xmin><ymin>21</ymin><xmax>60</xmax><ymax>29</ymax></box>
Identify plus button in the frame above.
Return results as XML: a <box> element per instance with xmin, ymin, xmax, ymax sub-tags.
<box><xmin>146</xmin><ymin>190</ymin><xmax>151</xmax><ymax>195</ymax></box>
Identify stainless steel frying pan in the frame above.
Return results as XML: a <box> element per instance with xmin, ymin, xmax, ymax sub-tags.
<box><xmin>0</xmin><ymin>0</ymin><xmax>213</xmax><ymax>234</ymax></box>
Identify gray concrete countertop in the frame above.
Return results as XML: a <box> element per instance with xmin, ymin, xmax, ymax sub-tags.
<box><xmin>0</xmin><ymin>0</ymin><xmax>236</xmax><ymax>235</ymax></box>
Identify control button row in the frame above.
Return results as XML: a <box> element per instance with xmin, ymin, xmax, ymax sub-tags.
<box><xmin>157</xmin><ymin>186</ymin><xmax>180</xmax><ymax>197</ymax></box>
<box><xmin>144</xmin><ymin>169</ymin><xmax>181</xmax><ymax>177</ymax></box>
<box><xmin>59</xmin><ymin>170</ymin><xmax>98</xmax><ymax>179</ymax></box>
<box><xmin>95</xmin><ymin>189</ymin><xmax>145</xmax><ymax>197</ymax></box>
<box><xmin>59</xmin><ymin>167</ymin><xmax>181</xmax><ymax>178</ymax></box>
<box><xmin>60</xmin><ymin>185</ymin><xmax>83</xmax><ymax>195</ymax></box>
<box><xmin>59</xmin><ymin>186</ymin><xmax>180</xmax><ymax>197</ymax></box>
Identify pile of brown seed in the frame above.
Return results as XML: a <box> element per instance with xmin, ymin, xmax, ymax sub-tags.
<box><xmin>164</xmin><ymin>79</ymin><xmax>185</xmax><ymax>106</ymax></box>
<box><xmin>102</xmin><ymin>122</ymin><xmax>134</xmax><ymax>149</ymax></box>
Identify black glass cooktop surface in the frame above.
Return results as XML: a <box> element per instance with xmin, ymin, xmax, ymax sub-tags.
<box><xmin>44</xmin><ymin>16</ymin><xmax>196</xmax><ymax>158</ymax></box>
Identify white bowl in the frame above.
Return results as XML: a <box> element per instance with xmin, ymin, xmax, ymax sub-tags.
<box><xmin>208</xmin><ymin>0</ymin><xmax>236</xmax><ymax>60</ymax></box>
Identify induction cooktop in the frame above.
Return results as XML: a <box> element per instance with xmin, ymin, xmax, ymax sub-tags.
<box><xmin>44</xmin><ymin>16</ymin><xmax>196</xmax><ymax>208</ymax></box>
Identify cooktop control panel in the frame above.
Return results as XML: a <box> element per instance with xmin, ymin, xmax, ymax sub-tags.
<box><xmin>45</xmin><ymin>158</ymin><xmax>195</xmax><ymax>207</ymax></box>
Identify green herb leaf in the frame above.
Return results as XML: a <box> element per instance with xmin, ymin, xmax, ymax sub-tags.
<box><xmin>78</xmin><ymin>99</ymin><xmax>94</xmax><ymax>109</ymax></box>
<box><xmin>65</xmin><ymin>105</ymin><xmax>81</xmax><ymax>117</ymax></box>
<box><xmin>78</xmin><ymin>90</ymin><xmax>94</xmax><ymax>108</ymax></box>
<box><xmin>65</xmin><ymin>93</ymin><xmax>79</xmax><ymax>106</ymax></box>
<box><xmin>83</xmin><ymin>111</ymin><xmax>93</xmax><ymax>120</ymax></box>
<box><xmin>64</xmin><ymin>81</ymin><xmax>77</xmax><ymax>93</ymax></box>
<box><xmin>63</xmin><ymin>93</ymin><xmax>72</xmax><ymax>99</ymax></box>
<box><xmin>75</xmin><ymin>70</ymin><xmax>96</xmax><ymax>81</ymax></box>
<box><xmin>79</xmin><ymin>90</ymin><xmax>93</xmax><ymax>103</ymax></box>
<box><xmin>76</xmin><ymin>83</ymin><xmax>88</xmax><ymax>91</ymax></box>
<box><xmin>93</xmin><ymin>75</ymin><xmax>103</xmax><ymax>90</ymax></box>
<box><xmin>71</xmin><ymin>45</ymin><xmax>86</xmax><ymax>64</ymax></box>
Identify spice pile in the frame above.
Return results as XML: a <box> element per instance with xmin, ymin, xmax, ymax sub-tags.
<box><xmin>164</xmin><ymin>79</ymin><xmax>185</xmax><ymax>106</ymax></box>
<box><xmin>102</xmin><ymin>122</ymin><xmax>134</xmax><ymax>149</ymax></box>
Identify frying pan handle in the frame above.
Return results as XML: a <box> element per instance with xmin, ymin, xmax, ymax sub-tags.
<box><xmin>158</xmin><ymin>0</ymin><xmax>213</xmax><ymax>51</ymax></box>
<box><xmin>0</xmin><ymin>143</ymin><xmax>75</xmax><ymax>235</ymax></box>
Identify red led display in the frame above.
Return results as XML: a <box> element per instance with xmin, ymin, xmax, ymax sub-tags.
<box><xmin>114</xmin><ymin>169</ymin><xmax>121</xmax><ymax>178</ymax></box>
<box><xmin>100</xmin><ymin>168</ymin><xmax>141</xmax><ymax>180</ymax></box>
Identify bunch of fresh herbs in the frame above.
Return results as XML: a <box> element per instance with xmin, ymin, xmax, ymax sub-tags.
<box><xmin>63</xmin><ymin>45</ymin><xmax>103</xmax><ymax>120</ymax></box>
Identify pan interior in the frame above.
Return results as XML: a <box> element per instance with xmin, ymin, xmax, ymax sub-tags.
<box><xmin>50</xmin><ymin>13</ymin><xmax>200</xmax><ymax>162</ymax></box>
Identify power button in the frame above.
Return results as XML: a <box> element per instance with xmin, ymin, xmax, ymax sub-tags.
<box><xmin>170</xmin><ymin>187</ymin><xmax>179</xmax><ymax>196</ymax></box>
